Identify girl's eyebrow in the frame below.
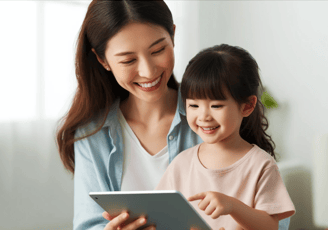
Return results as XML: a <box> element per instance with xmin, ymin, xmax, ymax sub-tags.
<box><xmin>114</xmin><ymin>37</ymin><xmax>166</xmax><ymax>56</ymax></box>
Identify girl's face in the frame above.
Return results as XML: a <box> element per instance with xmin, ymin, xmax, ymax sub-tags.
<box><xmin>96</xmin><ymin>22</ymin><xmax>175</xmax><ymax>103</ymax></box>
<box><xmin>186</xmin><ymin>90</ymin><xmax>255</xmax><ymax>145</ymax></box>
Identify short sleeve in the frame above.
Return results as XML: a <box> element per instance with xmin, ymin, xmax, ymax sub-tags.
<box><xmin>255</xmin><ymin>165</ymin><xmax>295</xmax><ymax>220</ymax></box>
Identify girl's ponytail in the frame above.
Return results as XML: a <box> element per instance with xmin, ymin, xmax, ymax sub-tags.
<box><xmin>240</xmin><ymin>99</ymin><xmax>276</xmax><ymax>159</ymax></box>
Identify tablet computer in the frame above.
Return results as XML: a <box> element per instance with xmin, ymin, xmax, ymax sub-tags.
<box><xmin>89</xmin><ymin>190</ymin><xmax>211</xmax><ymax>230</ymax></box>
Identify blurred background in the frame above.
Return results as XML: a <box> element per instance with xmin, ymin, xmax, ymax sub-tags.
<box><xmin>0</xmin><ymin>1</ymin><xmax>327</xmax><ymax>230</ymax></box>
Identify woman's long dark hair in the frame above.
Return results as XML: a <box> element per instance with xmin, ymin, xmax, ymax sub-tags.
<box><xmin>181</xmin><ymin>44</ymin><xmax>276</xmax><ymax>159</ymax></box>
<box><xmin>56</xmin><ymin>0</ymin><xmax>179</xmax><ymax>174</ymax></box>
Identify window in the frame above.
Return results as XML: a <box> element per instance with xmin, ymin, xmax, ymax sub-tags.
<box><xmin>0</xmin><ymin>1</ymin><xmax>89</xmax><ymax>121</ymax></box>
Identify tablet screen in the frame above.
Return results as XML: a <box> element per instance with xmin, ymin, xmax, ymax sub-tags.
<box><xmin>89</xmin><ymin>190</ymin><xmax>211</xmax><ymax>230</ymax></box>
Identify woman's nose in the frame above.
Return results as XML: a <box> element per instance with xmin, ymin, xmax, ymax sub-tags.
<box><xmin>138</xmin><ymin>57</ymin><xmax>157</xmax><ymax>79</ymax></box>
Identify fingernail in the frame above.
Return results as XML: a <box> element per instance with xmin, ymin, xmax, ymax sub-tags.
<box><xmin>140</xmin><ymin>218</ymin><xmax>146</xmax><ymax>224</ymax></box>
<box><xmin>123</xmin><ymin>213</ymin><xmax>128</xmax><ymax>218</ymax></box>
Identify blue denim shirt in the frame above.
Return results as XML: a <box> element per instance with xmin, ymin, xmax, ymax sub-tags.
<box><xmin>73</xmin><ymin>90</ymin><xmax>290</xmax><ymax>230</ymax></box>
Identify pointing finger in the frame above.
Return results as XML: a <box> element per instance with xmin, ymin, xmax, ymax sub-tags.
<box><xmin>188</xmin><ymin>192</ymin><xmax>206</xmax><ymax>202</ymax></box>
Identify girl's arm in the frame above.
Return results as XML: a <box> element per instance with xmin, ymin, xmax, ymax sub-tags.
<box><xmin>230</xmin><ymin>198</ymin><xmax>279</xmax><ymax>230</ymax></box>
<box><xmin>188</xmin><ymin>191</ymin><xmax>279</xmax><ymax>230</ymax></box>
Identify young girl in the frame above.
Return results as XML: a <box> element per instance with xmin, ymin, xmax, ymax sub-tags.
<box><xmin>156</xmin><ymin>44</ymin><xmax>295</xmax><ymax>230</ymax></box>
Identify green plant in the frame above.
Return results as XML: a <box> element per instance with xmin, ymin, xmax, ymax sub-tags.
<box><xmin>261</xmin><ymin>91</ymin><xmax>278</xmax><ymax>109</ymax></box>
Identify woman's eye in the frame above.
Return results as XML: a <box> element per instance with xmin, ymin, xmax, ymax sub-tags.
<box><xmin>121</xmin><ymin>59</ymin><xmax>136</xmax><ymax>64</ymax></box>
<box><xmin>188</xmin><ymin>104</ymin><xmax>198</xmax><ymax>108</ymax></box>
<box><xmin>152</xmin><ymin>47</ymin><xmax>165</xmax><ymax>54</ymax></box>
<box><xmin>212</xmin><ymin>105</ymin><xmax>223</xmax><ymax>108</ymax></box>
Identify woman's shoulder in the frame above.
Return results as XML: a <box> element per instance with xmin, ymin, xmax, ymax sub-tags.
<box><xmin>75</xmin><ymin>99</ymin><xmax>121</xmax><ymax>139</ymax></box>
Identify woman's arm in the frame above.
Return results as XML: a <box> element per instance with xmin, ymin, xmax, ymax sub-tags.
<box><xmin>74</xmin><ymin>127</ymin><xmax>156</xmax><ymax>230</ymax></box>
<box><xmin>278</xmin><ymin>217</ymin><xmax>290</xmax><ymax>230</ymax></box>
<box><xmin>74</xmin><ymin>129</ymin><xmax>110</xmax><ymax>230</ymax></box>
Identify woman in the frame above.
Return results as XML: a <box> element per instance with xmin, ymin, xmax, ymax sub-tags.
<box><xmin>56</xmin><ymin>0</ymin><xmax>290</xmax><ymax>229</ymax></box>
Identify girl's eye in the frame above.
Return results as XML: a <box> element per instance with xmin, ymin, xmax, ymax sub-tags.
<box><xmin>212</xmin><ymin>105</ymin><xmax>223</xmax><ymax>108</ymax></box>
<box><xmin>188</xmin><ymin>104</ymin><xmax>198</xmax><ymax>108</ymax></box>
<box><xmin>152</xmin><ymin>47</ymin><xmax>165</xmax><ymax>54</ymax></box>
<box><xmin>121</xmin><ymin>59</ymin><xmax>136</xmax><ymax>64</ymax></box>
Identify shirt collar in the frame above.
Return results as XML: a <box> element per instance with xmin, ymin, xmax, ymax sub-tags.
<box><xmin>103</xmin><ymin>99</ymin><xmax>120</xmax><ymax>128</ymax></box>
<box><xmin>177</xmin><ymin>86</ymin><xmax>186</xmax><ymax>116</ymax></box>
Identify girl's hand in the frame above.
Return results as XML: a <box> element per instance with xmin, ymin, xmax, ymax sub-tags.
<box><xmin>102</xmin><ymin>211</ymin><xmax>156</xmax><ymax>230</ymax></box>
<box><xmin>188</xmin><ymin>191</ymin><xmax>234</xmax><ymax>219</ymax></box>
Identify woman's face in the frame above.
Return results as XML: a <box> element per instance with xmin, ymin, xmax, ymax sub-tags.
<box><xmin>98</xmin><ymin>22</ymin><xmax>175</xmax><ymax>103</ymax></box>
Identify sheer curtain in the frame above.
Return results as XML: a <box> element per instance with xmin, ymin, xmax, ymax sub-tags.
<box><xmin>0</xmin><ymin>1</ymin><xmax>200</xmax><ymax>229</ymax></box>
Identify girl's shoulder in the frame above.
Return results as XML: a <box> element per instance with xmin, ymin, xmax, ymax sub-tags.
<box><xmin>172</xmin><ymin>144</ymin><xmax>200</xmax><ymax>165</ymax></box>
<box><xmin>248</xmin><ymin>145</ymin><xmax>278</xmax><ymax>170</ymax></box>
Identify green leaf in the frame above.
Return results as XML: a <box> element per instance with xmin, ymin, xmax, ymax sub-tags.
<box><xmin>261</xmin><ymin>91</ymin><xmax>278</xmax><ymax>109</ymax></box>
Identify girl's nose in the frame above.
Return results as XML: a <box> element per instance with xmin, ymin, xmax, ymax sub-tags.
<box><xmin>198</xmin><ymin>109</ymin><xmax>212</xmax><ymax>121</ymax></box>
<box><xmin>138</xmin><ymin>56</ymin><xmax>157</xmax><ymax>79</ymax></box>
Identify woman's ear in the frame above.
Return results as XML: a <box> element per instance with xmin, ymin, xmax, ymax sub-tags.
<box><xmin>91</xmin><ymin>48</ymin><xmax>111</xmax><ymax>71</ymax></box>
<box><xmin>241</xmin><ymin>95</ymin><xmax>257</xmax><ymax>117</ymax></box>
<box><xmin>172</xmin><ymin>24</ymin><xmax>176</xmax><ymax>47</ymax></box>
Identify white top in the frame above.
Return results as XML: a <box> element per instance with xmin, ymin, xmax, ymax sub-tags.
<box><xmin>118</xmin><ymin>109</ymin><xmax>169</xmax><ymax>191</ymax></box>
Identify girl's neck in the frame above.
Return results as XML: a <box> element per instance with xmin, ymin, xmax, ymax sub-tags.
<box><xmin>198</xmin><ymin>136</ymin><xmax>253</xmax><ymax>170</ymax></box>
<box><xmin>200</xmin><ymin>133</ymin><xmax>252</xmax><ymax>158</ymax></box>
<box><xmin>120</xmin><ymin>88</ymin><xmax>178</xmax><ymax>124</ymax></box>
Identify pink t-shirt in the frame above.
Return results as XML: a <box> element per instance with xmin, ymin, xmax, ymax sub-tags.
<box><xmin>155</xmin><ymin>144</ymin><xmax>295</xmax><ymax>230</ymax></box>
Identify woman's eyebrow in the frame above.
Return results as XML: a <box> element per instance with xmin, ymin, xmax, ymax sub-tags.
<box><xmin>148</xmin><ymin>37</ymin><xmax>166</xmax><ymax>48</ymax></box>
<box><xmin>114</xmin><ymin>37</ymin><xmax>166</xmax><ymax>56</ymax></box>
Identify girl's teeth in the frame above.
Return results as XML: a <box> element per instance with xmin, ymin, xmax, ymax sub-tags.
<box><xmin>138</xmin><ymin>76</ymin><xmax>161</xmax><ymax>88</ymax></box>
<box><xmin>203</xmin><ymin>127</ymin><xmax>218</xmax><ymax>130</ymax></box>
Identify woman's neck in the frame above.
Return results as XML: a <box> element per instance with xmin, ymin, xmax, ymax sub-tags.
<box><xmin>120</xmin><ymin>88</ymin><xmax>178</xmax><ymax>124</ymax></box>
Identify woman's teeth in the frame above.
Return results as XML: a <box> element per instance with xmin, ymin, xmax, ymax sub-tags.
<box><xmin>138</xmin><ymin>76</ymin><xmax>161</xmax><ymax>88</ymax></box>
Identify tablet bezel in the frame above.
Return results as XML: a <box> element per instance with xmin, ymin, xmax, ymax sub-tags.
<box><xmin>89</xmin><ymin>190</ymin><xmax>211</xmax><ymax>230</ymax></box>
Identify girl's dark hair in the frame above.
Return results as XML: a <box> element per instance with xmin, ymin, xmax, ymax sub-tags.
<box><xmin>181</xmin><ymin>44</ymin><xmax>276</xmax><ymax>159</ymax></box>
<box><xmin>56</xmin><ymin>0</ymin><xmax>179</xmax><ymax>174</ymax></box>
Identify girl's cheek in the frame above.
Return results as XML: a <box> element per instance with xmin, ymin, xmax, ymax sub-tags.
<box><xmin>186</xmin><ymin>115</ymin><xmax>193</xmax><ymax>128</ymax></box>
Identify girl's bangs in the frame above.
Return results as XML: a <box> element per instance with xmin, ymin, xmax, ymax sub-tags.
<box><xmin>182</xmin><ymin>54</ymin><xmax>228</xmax><ymax>101</ymax></box>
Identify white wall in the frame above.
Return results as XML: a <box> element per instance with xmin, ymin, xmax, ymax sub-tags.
<box><xmin>198</xmin><ymin>1</ymin><xmax>328</xmax><ymax>229</ymax></box>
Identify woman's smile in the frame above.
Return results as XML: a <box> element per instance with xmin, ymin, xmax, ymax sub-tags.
<box><xmin>101</xmin><ymin>22</ymin><xmax>175</xmax><ymax>103</ymax></box>
<box><xmin>134</xmin><ymin>73</ymin><xmax>163</xmax><ymax>92</ymax></box>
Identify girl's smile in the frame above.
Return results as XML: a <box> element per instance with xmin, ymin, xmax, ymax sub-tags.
<box><xmin>186</xmin><ymin>90</ymin><xmax>249</xmax><ymax>146</ymax></box>
<box><xmin>199</xmin><ymin>125</ymin><xmax>220</xmax><ymax>134</ymax></box>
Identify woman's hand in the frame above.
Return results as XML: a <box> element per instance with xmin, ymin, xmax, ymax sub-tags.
<box><xmin>188</xmin><ymin>191</ymin><xmax>235</xmax><ymax>219</ymax></box>
<box><xmin>102</xmin><ymin>211</ymin><xmax>156</xmax><ymax>230</ymax></box>
<box><xmin>102</xmin><ymin>210</ymin><xmax>226</xmax><ymax>230</ymax></box>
